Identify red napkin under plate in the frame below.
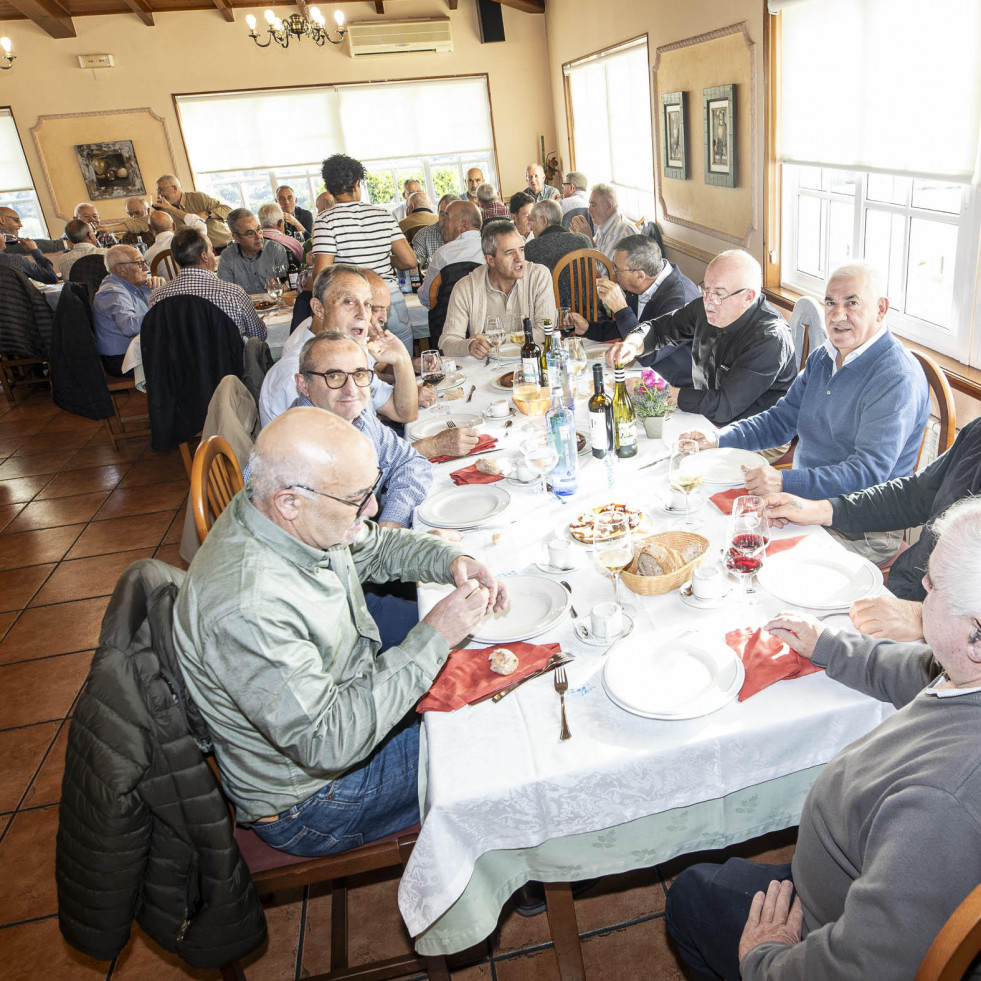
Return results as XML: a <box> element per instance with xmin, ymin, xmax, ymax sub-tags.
<box><xmin>449</xmin><ymin>463</ymin><xmax>504</xmax><ymax>486</ymax></box>
<box><xmin>725</xmin><ymin>626</ymin><xmax>823</xmax><ymax>701</ymax></box>
<box><xmin>430</xmin><ymin>433</ymin><xmax>498</xmax><ymax>464</ymax></box>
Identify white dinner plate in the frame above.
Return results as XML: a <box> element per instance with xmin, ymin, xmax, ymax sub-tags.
<box><xmin>415</xmin><ymin>485</ymin><xmax>510</xmax><ymax>530</ymax></box>
<box><xmin>497</xmin><ymin>343</ymin><xmax>521</xmax><ymax>361</ymax></box>
<box><xmin>436</xmin><ymin>371</ymin><xmax>466</xmax><ymax>391</ymax></box>
<box><xmin>756</xmin><ymin>548</ymin><xmax>883</xmax><ymax>610</ymax></box>
<box><xmin>603</xmin><ymin>633</ymin><xmax>744</xmax><ymax>720</ymax></box>
<box><xmin>687</xmin><ymin>448</ymin><xmax>768</xmax><ymax>485</ymax></box>
<box><xmin>472</xmin><ymin>575</ymin><xmax>570</xmax><ymax>643</ymax></box>
<box><xmin>583</xmin><ymin>342</ymin><xmax>612</xmax><ymax>361</ymax></box>
<box><xmin>405</xmin><ymin>413</ymin><xmax>482</xmax><ymax>441</ymax></box>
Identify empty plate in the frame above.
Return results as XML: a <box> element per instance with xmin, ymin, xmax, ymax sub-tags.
<box><xmin>757</xmin><ymin>548</ymin><xmax>883</xmax><ymax>610</ymax></box>
<box><xmin>406</xmin><ymin>413</ymin><xmax>482</xmax><ymax>441</ymax></box>
<box><xmin>436</xmin><ymin>371</ymin><xmax>466</xmax><ymax>391</ymax></box>
<box><xmin>416</xmin><ymin>485</ymin><xmax>510</xmax><ymax>530</ymax></box>
<box><xmin>472</xmin><ymin>575</ymin><xmax>570</xmax><ymax>643</ymax></box>
<box><xmin>687</xmin><ymin>448</ymin><xmax>768</xmax><ymax>485</ymax></box>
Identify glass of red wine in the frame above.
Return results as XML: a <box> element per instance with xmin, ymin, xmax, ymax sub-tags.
<box><xmin>725</xmin><ymin>500</ymin><xmax>768</xmax><ymax>602</ymax></box>
<box><xmin>420</xmin><ymin>349</ymin><xmax>448</xmax><ymax>415</ymax></box>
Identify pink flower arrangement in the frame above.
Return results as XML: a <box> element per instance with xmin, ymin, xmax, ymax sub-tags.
<box><xmin>631</xmin><ymin>368</ymin><xmax>673</xmax><ymax>418</ymax></box>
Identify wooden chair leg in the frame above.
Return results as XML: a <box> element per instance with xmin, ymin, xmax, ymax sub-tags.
<box><xmin>103</xmin><ymin>417</ymin><xmax>121</xmax><ymax>452</ymax></box>
<box><xmin>544</xmin><ymin>882</ymin><xmax>586</xmax><ymax>981</ymax></box>
<box><xmin>180</xmin><ymin>442</ymin><xmax>194</xmax><ymax>478</ymax></box>
<box><xmin>330</xmin><ymin>877</ymin><xmax>349</xmax><ymax>972</ymax></box>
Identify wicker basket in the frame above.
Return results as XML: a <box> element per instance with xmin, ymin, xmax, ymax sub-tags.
<box><xmin>620</xmin><ymin>531</ymin><xmax>710</xmax><ymax>596</ymax></box>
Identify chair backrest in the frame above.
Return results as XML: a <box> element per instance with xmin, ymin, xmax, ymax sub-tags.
<box><xmin>150</xmin><ymin>249</ymin><xmax>178</xmax><ymax>281</ymax></box>
<box><xmin>787</xmin><ymin>295</ymin><xmax>828</xmax><ymax>371</ymax></box>
<box><xmin>428</xmin><ymin>272</ymin><xmax>442</xmax><ymax>310</ymax></box>
<box><xmin>428</xmin><ymin>261</ymin><xmax>481</xmax><ymax>349</ymax></box>
<box><xmin>911</xmin><ymin>349</ymin><xmax>956</xmax><ymax>469</ymax></box>
<box><xmin>191</xmin><ymin>435</ymin><xmax>244</xmax><ymax>543</ymax></box>
<box><xmin>916</xmin><ymin>882</ymin><xmax>981</xmax><ymax>981</ymax></box>
<box><xmin>551</xmin><ymin>248</ymin><xmax>616</xmax><ymax>322</ymax></box>
<box><xmin>0</xmin><ymin>264</ymin><xmax>54</xmax><ymax>359</ymax></box>
<box><xmin>561</xmin><ymin>207</ymin><xmax>592</xmax><ymax>233</ymax></box>
<box><xmin>68</xmin><ymin>254</ymin><xmax>110</xmax><ymax>309</ymax></box>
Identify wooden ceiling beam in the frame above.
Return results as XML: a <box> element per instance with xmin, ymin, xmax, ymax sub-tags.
<box><xmin>6</xmin><ymin>0</ymin><xmax>75</xmax><ymax>38</ymax></box>
<box><xmin>212</xmin><ymin>0</ymin><xmax>234</xmax><ymax>23</ymax></box>
<box><xmin>374</xmin><ymin>1</ymin><xmax>384</xmax><ymax>13</ymax></box>
<box><xmin>448</xmin><ymin>0</ymin><xmax>458</xmax><ymax>9</ymax></box>
<box><xmin>490</xmin><ymin>0</ymin><xmax>545</xmax><ymax>12</ymax></box>
<box><xmin>119</xmin><ymin>0</ymin><xmax>154</xmax><ymax>26</ymax></box>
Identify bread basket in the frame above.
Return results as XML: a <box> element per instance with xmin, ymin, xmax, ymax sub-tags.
<box><xmin>620</xmin><ymin>531</ymin><xmax>710</xmax><ymax>596</ymax></box>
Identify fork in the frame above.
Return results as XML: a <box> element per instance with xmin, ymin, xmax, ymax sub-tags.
<box><xmin>446</xmin><ymin>420</ymin><xmax>457</xmax><ymax>430</ymax></box>
<box><xmin>554</xmin><ymin>667</ymin><xmax>572</xmax><ymax>740</ymax></box>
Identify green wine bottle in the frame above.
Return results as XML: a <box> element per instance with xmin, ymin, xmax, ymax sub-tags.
<box><xmin>612</xmin><ymin>363</ymin><xmax>637</xmax><ymax>458</ymax></box>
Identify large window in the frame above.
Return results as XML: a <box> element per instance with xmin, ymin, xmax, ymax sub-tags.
<box><xmin>563</xmin><ymin>37</ymin><xmax>655</xmax><ymax>221</ymax></box>
<box><xmin>176</xmin><ymin>78</ymin><xmax>497</xmax><ymax>212</ymax></box>
<box><xmin>0</xmin><ymin>109</ymin><xmax>47</xmax><ymax>238</ymax></box>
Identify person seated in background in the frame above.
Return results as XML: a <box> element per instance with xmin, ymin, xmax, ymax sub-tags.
<box><xmin>142</xmin><ymin>211</ymin><xmax>176</xmax><ymax>277</ymax></box>
<box><xmin>0</xmin><ymin>206</ymin><xmax>65</xmax><ymax>255</ymax></box>
<box><xmin>92</xmin><ymin>245</ymin><xmax>164</xmax><ymax>376</ymax></box>
<box><xmin>475</xmin><ymin>183</ymin><xmax>511</xmax><ymax>222</ymax></box>
<box><xmin>523</xmin><ymin>163</ymin><xmax>560</xmax><ymax>202</ymax></box>
<box><xmin>315</xmin><ymin>190</ymin><xmax>334</xmax><ymax>216</ymax></box>
<box><xmin>174</xmin><ymin>406</ymin><xmax>506</xmax><ymax>857</ymax></box>
<box><xmin>148</xmin><ymin>226</ymin><xmax>266</xmax><ymax>340</ymax></box>
<box><xmin>398</xmin><ymin>191</ymin><xmax>438</xmax><ymax>245</ymax></box>
<box><xmin>666</xmin><ymin>497</ymin><xmax>981</xmax><ymax>981</ymax></box>
<box><xmin>0</xmin><ymin>226</ymin><xmax>59</xmax><ymax>284</ymax></box>
<box><xmin>678</xmin><ymin>263</ymin><xmax>930</xmax><ymax>559</ymax></box>
<box><xmin>763</xmin><ymin>415</ymin><xmax>981</xmax><ymax>642</ymax></box>
<box><xmin>257</xmin><ymin>203</ymin><xmax>304</xmax><ymax>264</ymax></box>
<box><xmin>392</xmin><ymin>178</ymin><xmax>423</xmax><ymax>222</ymax></box>
<box><xmin>570</xmin><ymin>234</ymin><xmax>700</xmax><ymax>385</ymax></box>
<box><xmin>217</xmin><ymin>208</ymin><xmax>291</xmax><ymax>294</ymax></box>
<box><xmin>56</xmin><ymin>219</ymin><xmax>107</xmax><ymax>280</ymax></box>
<box><xmin>420</xmin><ymin>201</ymin><xmax>485</xmax><ymax>310</ymax></box>
<box><xmin>607</xmin><ymin>250</ymin><xmax>795</xmax><ymax>423</ymax></box>
<box><xmin>570</xmin><ymin>184</ymin><xmax>636</xmax><ymax>259</ymax></box>
<box><xmin>509</xmin><ymin>192</ymin><xmax>535</xmax><ymax>243</ymax></box>
<box><xmin>126</xmin><ymin>197</ymin><xmax>149</xmax><ymax>220</ymax></box>
<box><xmin>413</xmin><ymin>193</ymin><xmax>456</xmax><ymax>265</ymax></box>
<box><xmin>559</xmin><ymin>171</ymin><xmax>590</xmax><ymax>217</ymax></box>
<box><xmin>460</xmin><ymin>167</ymin><xmax>484</xmax><ymax>204</ymax></box>
<box><xmin>153</xmin><ymin>174</ymin><xmax>233</xmax><ymax>251</ymax></box>
<box><xmin>276</xmin><ymin>184</ymin><xmax>313</xmax><ymax>240</ymax></box>
<box><xmin>74</xmin><ymin>202</ymin><xmax>119</xmax><ymax>249</ymax></box>
<box><xmin>523</xmin><ymin>199</ymin><xmax>592</xmax><ymax>306</ymax></box>
<box><xmin>439</xmin><ymin>220</ymin><xmax>553</xmax><ymax>359</ymax></box>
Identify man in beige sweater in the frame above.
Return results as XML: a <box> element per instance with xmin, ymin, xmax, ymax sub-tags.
<box><xmin>153</xmin><ymin>173</ymin><xmax>233</xmax><ymax>250</ymax></box>
<box><xmin>438</xmin><ymin>220</ymin><xmax>553</xmax><ymax>359</ymax></box>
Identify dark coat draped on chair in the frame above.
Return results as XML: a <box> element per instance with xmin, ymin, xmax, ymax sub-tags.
<box><xmin>428</xmin><ymin>261</ymin><xmax>481</xmax><ymax>349</ymax></box>
<box><xmin>0</xmin><ymin>264</ymin><xmax>54</xmax><ymax>359</ymax></box>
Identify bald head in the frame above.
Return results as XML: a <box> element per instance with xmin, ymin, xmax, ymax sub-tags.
<box><xmin>406</xmin><ymin>191</ymin><xmax>432</xmax><ymax>214</ymax></box>
<box><xmin>149</xmin><ymin>210</ymin><xmax>175</xmax><ymax>235</ymax></box>
<box><xmin>316</xmin><ymin>190</ymin><xmax>334</xmax><ymax>214</ymax></box>
<box><xmin>445</xmin><ymin>200</ymin><xmax>482</xmax><ymax>241</ymax></box>
<box><xmin>702</xmin><ymin>249</ymin><xmax>762</xmax><ymax>329</ymax></box>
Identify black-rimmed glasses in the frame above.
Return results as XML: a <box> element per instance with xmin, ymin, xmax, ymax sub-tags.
<box><xmin>303</xmin><ymin>367</ymin><xmax>375</xmax><ymax>389</ymax></box>
<box><xmin>116</xmin><ymin>259</ymin><xmax>150</xmax><ymax>268</ymax></box>
<box><xmin>288</xmin><ymin>467</ymin><xmax>384</xmax><ymax>517</ymax></box>
<box><xmin>699</xmin><ymin>284</ymin><xmax>750</xmax><ymax>303</ymax></box>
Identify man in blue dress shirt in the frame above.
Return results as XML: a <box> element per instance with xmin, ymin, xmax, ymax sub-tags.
<box><xmin>92</xmin><ymin>244</ymin><xmax>164</xmax><ymax>375</ymax></box>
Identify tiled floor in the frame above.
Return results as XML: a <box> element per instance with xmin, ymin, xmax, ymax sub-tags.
<box><xmin>0</xmin><ymin>392</ymin><xmax>798</xmax><ymax>980</ymax></box>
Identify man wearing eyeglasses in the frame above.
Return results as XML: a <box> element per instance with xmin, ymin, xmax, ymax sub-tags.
<box><xmin>216</xmin><ymin>208</ymin><xmax>291</xmax><ymax>295</ymax></box>
<box><xmin>607</xmin><ymin>250</ymin><xmax>796</xmax><ymax>427</ymax></box>
<box><xmin>175</xmin><ymin>407</ymin><xmax>507</xmax><ymax>857</ymax></box>
<box><xmin>92</xmin><ymin>244</ymin><xmax>165</xmax><ymax>376</ymax></box>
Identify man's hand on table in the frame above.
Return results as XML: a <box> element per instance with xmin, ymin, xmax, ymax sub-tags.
<box><xmin>764</xmin><ymin>612</ymin><xmax>824</xmax><ymax>660</ymax></box>
<box><xmin>423</xmin><ymin>579</ymin><xmax>493</xmax><ymax>647</ymax></box>
<box><xmin>567</xmin><ymin>312</ymin><xmax>589</xmax><ymax>336</ymax></box>
<box><xmin>738</xmin><ymin>880</ymin><xmax>803</xmax><ymax>962</ymax></box>
<box><xmin>764</xmin><ymin>493</ymin><xmax>833</xmax><ymax>530</ymax></box>
<box><xmin>418</xmin><ymin>383</ymin><xmax>438</xmax><ymax>409</ymax></box>
<box><xmin>416</xmin><ymin>427</ymin><xmax>480</xmax><ymax>460</ymax></box>
<box><xmin>449</xmin><ymin>556</ymin><xmax>508</xmax><ymax>613</ymax></box>
<box><xmin>468</xmin><ymin>334</ymin><xmax>492</xmax><ymax>359</ymax></box>
<box><xmin>678</xmin><ymin>429</ymin><xmax>719</xmax><ymax>450</ymax></box>
<box><xmin>743</xmin><ymin>464</ymin><xmax>783</xmax><ymax>496</ymax></box>
<box><xmin>605</xmin><ymin>335</ymin><xmax>643</xmax><ymax>367</ymax></box>
<box><xmin>850</xmin><ymin>594</ymin><xmax>924</xmax><ymax>641</ymax></box>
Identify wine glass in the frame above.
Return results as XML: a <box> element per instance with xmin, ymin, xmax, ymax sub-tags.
<box><xmin>732</xmin><ymin>496</ymin><xmax>769</xmax><ymax>545</ymax></box>
<box><xmin>668</xmin><ymin>438</ymin><xmax>703</xmax><ymax>528</ymax></box>
<box><xmin>420</xmin><ymin>349</ymin><xmax>448</xmax><ymax>415</ymax></box>
<box><xmin>264</xmin><ymin>276</ymin><xmax>283</xmax><ymax>305</ymax></box>
<box><xmin>484</xmin><ymin>318</ymin><xmax>506</xmax><ymax>362</ymax></box>
<box><xmin>504</xmin><ymin>314</ymin><xmax>523</xmax><ymax>346</ymax></box>
<box><xmin>557</xmin><ymin>306</ymin><xmax>573</xmax><ymax>337</ymax></box>
<box><xmin>593</xmin><ymin>511</ymin><xmax>633</xmax><ymax>608</ymax></box>
<box><xmin>725</xmin><ymin>504</ymin><xmax>768</xmax><ymax>602</ymax></box>
<box><xmin>563</xmin><ymin>335</ymin><xmax>588</xmax><ymax>396</ymax></box>
<box><xmin>521</xmin><ymin>433</ymin><xmax>558</xmax><ymax>496</ymax></box>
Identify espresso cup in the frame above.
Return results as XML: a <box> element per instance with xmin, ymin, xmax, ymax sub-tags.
<box><xmin>691</xmin><ymin>564</ymin><xmax>726</xmax><ymax>601</ymax></box>
<box><xmin>443</xmin><ymin>359</ymin><xmax>458</xmax><ymax>372</ymax></box>
<box><xmin>590</xmin><ymin>602</ymin><xmax>624</xmax><ymax>640</ymax></box>
<box><xmin>488</xmin><ymin>399</ymin><xmax>510</xmax><ymax>418</ymax></box>
<box><xmin>669</xmin><ymin>489</ymin><xmax>689</xmax><ymax>509</ymax></box>
<box><xmin>547</xmin><ymin>539</ymin><xmax>574</xmax><ymax>570</ymax></box>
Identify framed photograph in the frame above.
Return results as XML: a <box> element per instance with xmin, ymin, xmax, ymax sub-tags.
<box><xmin>703</xmin><ymin>84</ymin><xmax>737</xmax><ymax>188</ymax></box>
<box><xmin>661</xmin><ymin>91</ymin><xmax>688</xmax><ymax>180</ymax></box>
<box><xmin>73</xmin><ymin>140</ymin><xmax>146</xmax><ymax>201</ymax></box>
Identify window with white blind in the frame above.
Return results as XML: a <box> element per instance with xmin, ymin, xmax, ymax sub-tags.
<box><xmin>175</xmin><ymin>77</ymin><xmax>497</xmax><ymax>213</ymax></box>
<box><xmin>0</xmin><ymin>109</ymin><xmax>47</xmax><ymax>238</ymax></box>
<box><xmin>563</xmin><ymin>38</ymin><xmax>655</xmax><ymax>221</ymax></box>
<box><xmin>772</xmin><ymin>0</ymin><xmax>981</xmax><ymax>364</ymax></box>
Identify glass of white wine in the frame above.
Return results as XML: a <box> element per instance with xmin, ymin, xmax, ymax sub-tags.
<box><xmin>485</xmin><ymin>319</ymin><xmax>506</xmax><ymax>362</ymax></box>
<box><xmin>563</xmin><ymin>335</ymin><xmax>589</xmax><ymax>396</ymax></box>
<box><xmin>593</xmin><ymin>511</ymin><xmax>633</xmax><ymax>608</ymax></box>
<box><xmin>521</xmin><ymin>433</ymin><xmax>558</xmax><ymax>496</ymax></box>
<box><xmin>504</xmin><ymin>314</ymin><xmax>523</xmax><ymax>346</ymax></box>
<box><xmin>669</xmin><ymin>438</ymin><xmax>704</xmax><ymax>528</ymax></box>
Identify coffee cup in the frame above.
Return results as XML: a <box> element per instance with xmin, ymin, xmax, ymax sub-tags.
<box><xmin>515</xmin><ymin>462</ymin><xmax>537</xmax><ymax>482</ymax></box>
<box><xmin>691</xmin><ymin>564</ymin><xmax>726</xmax><ymax>601</ymax></box>
<box><xmin>488</xmin><ymin>399</ymin><xmax>510</xmax><ymax>418</ymax></box>
<box><xmin>443</xmin><ymin>358</ymin><xmax>458</xmax><ymax>372</ymax></box>
<box><xmin>590</xmin><ymin>601</ymin><xmax>624</xmax><ymax>640</ymax></box>
<box><xmin>669</xmin><ymin>489</ymin><xmax>689</xmax><ymax>510</ymax></box>
<box><xmin>547</xmin><ymin>539</ymin><xmax>574</xmax><ymax>570</ymax></box>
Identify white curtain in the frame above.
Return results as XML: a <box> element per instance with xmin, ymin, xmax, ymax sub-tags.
<box><xmin>0</xmin><ymin>110</ymin><xmax>32</xmax><ymax>190</ymax></box>
<box><xmin>777</xmin><ymin>0</ymin><xmax>981</xmax><ymax>180</ymax></box>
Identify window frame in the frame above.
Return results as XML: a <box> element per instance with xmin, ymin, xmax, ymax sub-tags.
<box><xmin>0</xmin><ymin>106</ymin><xmax>48</xmax><ymax>239</ymax></box>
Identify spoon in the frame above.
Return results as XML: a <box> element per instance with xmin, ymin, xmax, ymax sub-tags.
<box><xmin>502</xmin><ymin>420</ymin><xmax>514</xmax><ymax>437</ymax></box>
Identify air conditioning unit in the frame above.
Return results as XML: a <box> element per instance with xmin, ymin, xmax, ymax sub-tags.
<box><xmin>347</xmin><ymin>18</ymin><xmax>453</xmax><ymax>57</ymax></box>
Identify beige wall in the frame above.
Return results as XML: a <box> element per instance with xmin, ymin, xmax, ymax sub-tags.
<box><xmin>544</xmin><ymin>0</ymin><xmax>766</xmax><ymax>283</ymax></box>
<box><xmin>0</xmin><ymin>1</ymin><xmax>555</xmax><ymax>233</ymax></box>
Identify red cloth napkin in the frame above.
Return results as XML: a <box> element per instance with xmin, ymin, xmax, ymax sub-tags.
<box><xmin>766</xmin><ymin>534</ymin><xmax>806</xmax><ymax>557</ymax></box>
<box><xmin>429</xmin><ymin>433</ymin><xmax>498</xmax><ymax>464</ymax></box>
<box><xmin>449</xmin><ymin>463</ymin><xmax>504</xmax><ymax>486</ymax></box>
<box><xmin>725</xmin><ymin>627</ymin><xmax>823</xmax><ymax>701</ymax></box>
<box><xmin>710</xmin><ymin>488</ymin><xmax>744</xmax><ymax>515</ymax></box>
<box><xmin>417</xmin><ymin>641</ymin><xmax>562</xmax><ymax>713</ymax></box>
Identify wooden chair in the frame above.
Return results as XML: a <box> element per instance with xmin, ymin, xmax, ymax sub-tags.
<box><xmin>103</xmin><ymin>375</ymin><xmax>151</xmax><ymax>451</ymax></box>
<box><xmin>0</xmin><ymin>354</ymin><xmax>49</xmax><ymax>404</ymax></box>
<box><xmin>551</xmin><ymin>248</ymin><xmax>615</xmax><ymax>322</ymax></box>
<box><xmin>916</xmin><ymin>882</ymin><xmax>981</xmax><ymax>981</ymax></box>
<box><xmin>150</xmin><ymin>249</ymin><xmax>178</xmax><ymax>280</ymax></box>
<box><xmin>911</xmin><ymin>350</ymin><xmax>956</xmax><ymax>469</ymax></box>
<box><xmin>190</xmin><ymin>435</ymin><xmax>243</xmax><ymax>543</ymax></box>
<box><xmin>427</xmin><ymin>271</ymin><xmax>442</xmax><ymax>311</ymax></box>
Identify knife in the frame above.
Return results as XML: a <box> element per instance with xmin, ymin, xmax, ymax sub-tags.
<box><xmin>470</xmin><ymin>653</ymin><xmax>575</xmax><ymax>705</ymax></box>
<box><xmin>636</xmin><ymin>453</ymin><xmax>671</xmax><ymax>471</ymax></box>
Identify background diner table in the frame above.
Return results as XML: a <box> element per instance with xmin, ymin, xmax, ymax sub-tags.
<box><xmin>402</xmin><ymin>344</ymin><xmax>895</xmax><ymax>974</ymax></box>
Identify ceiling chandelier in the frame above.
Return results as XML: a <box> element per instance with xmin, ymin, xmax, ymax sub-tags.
<box><xmin>246</xmin><ymin>6</ymin><xmax>346</xmax><ymax>48</ymax></box>
<box><xmin>0</xmin><ymin>37</ymin><xmax>14</xmax><ymax>70</ymax></box>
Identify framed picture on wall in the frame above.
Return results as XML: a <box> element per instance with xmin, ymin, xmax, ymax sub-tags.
<box><xmin>661</xmin><ymin>91</ymin><xmax>689</xmax><ymax>180</ymax></box>
<box><xmin>74</xmin><ymin>140</ymin><xmax>146</xmax><ymax>201</ymax></box>
<box><xmin>703</xmin><ymin>84</ymin><xmax>737</xmax><ymax>188</ymax></box>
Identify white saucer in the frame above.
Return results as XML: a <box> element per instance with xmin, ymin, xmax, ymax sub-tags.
<box><xmin>679</xmin><ymin>581</ymin><xmax>731</xmax><ymax>610</ymax></box>
<box><xmin>577</xmin><ymin>612</ymin><xmax>635</xmax><ymax>647</ymax></box>
<box><xmin>661</xmin><ymin>493</ymin><xmax>705</xmax><ymax>514</ymax></box>
<box><xmin>483</xmin><ymin>406</ymin><xmax>516</xmax><ymax>421</ymax></box>
<box><xmin>534</xmin><ymin>553</ymin><xmax>586</xmax><ymax>574</ymax></box>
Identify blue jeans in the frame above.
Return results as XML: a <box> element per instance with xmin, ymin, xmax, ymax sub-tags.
<box><xmin>365</xmin><ymin>592</ymin><xmax>419</xmax><ymax>651</ymax></box>
<box><xmin>253</xmin><ymin>720</ymin><xmax>421</xmax><ymax>856</ymax></box>
<box><xmin>665</xmin><ymin>859</ymin><xmax>794</xmax><ymax>981</ymax></box>
<box><xmin>387</xmin><ymin>287</ymin><xmax>414</xmax><ymax>354</ymax></box>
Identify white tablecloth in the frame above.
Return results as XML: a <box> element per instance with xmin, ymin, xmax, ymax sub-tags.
<box><xmin>400</xmin><ymin>348</ymin><xmax>893</xmax><ymax>947</ymax></box>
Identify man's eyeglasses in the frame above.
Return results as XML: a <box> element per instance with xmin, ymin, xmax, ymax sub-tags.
<box><xmin>117</xmin><ymin>259</ymin><xmax>149</xmax><ymax>268</ymax></box>
<box><xmin>303</xmin><ymin>367</ymin><xmax>375</xmax><ymax>389</ymax></box>
<box><xmin>613</xmin><ymin>263</ymin><xmax>643</xmax><ymax>277</ymax></box>
<box><xmin>235</xmin><ymin>228</ymin><xmax>263</xmax><ymax>239</ymax></box>
<box><xmin>699</xmin><ymin>285</ymin><xmax>751</xmax><ymax>303</ymax></box>
<box><xmin>288</xmin><ymin>467</ymin><xmax>384</xmax><ymax>517</ymax></box>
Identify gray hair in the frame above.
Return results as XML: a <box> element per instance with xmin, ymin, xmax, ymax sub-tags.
<box><xmin>275</xmin><ymin>184</ymin><xmax>294</xmax><ymax>195</ymax></box>
<box><xmin>257</xmin><ymin>203</ymin><xmax>284</xmax><ymax>229</ymax></box>
<box><xmin>481</xmin><ymin>219</ymin><xmax>519</xmax><ymax>257</ymax></box>
<box><xmin>227</xmin><ymin>208</ymin><xmax>254</xmax><ymax>235</ymax></box>
<box><xmin>298</xmin><ymin>330</ymin><xmax>364</xmax><ymax>374</ymax></box>
<box><xmin>311</xmin><ymin>263</ymin><xmax>368</xmax><ymax>305</ymax></box>
<box><xmin>531</xmin><ymin>199</ymin><xmax>562</xmax><ymax>228</ymax></box>
<box><xmin>64</xmin><ymin>219</ymin><xmax>91</xmax><ymax>244</ymax></box>
<box><xmin>566</xmin><ymin>171</ymin><xmax>587</xmax><ymax>191</ymax></box>
<box><xmin>156</xmin><ymin>174</ymin><xmax>181</xmax><ymax>188</ymax></box>
<box><xmin>105</xmin><ymin>244</ymin><xmax>137</xmax><ymax>273</ymax></box>
<box><xmin>591</xmin><ymin>183</ymin><xmax>617</xmax><ymax>207</ymax></box>
<box><xmin>928</xmin><ymin>497</ymin><xmax>981</xmax><ymax>617</ymax></box>
<box><xmin>526</xmin><ymin>163</ymin><xmax>544</xmax><ymax>177</ymax></box>
<box><xmin>616</xmin><ymin>234</ymin><xmax>665</xmax><ymax>277</ymax></box>
<box><xmin>438</xmin><ymin>193</ymin><xmax>457</xmax><ymax>211</ymax></box>
<box><xmin>74</xmin><ymin>202</ymin><xmax>96</xmax><ymax>218</ymax></box>
<box><xmin>475</xmin><ymin>183</ymin><xmax>498</xmax><ymax>205</ymax></box>
<box><xmin>407</xmin><ymin>191</ymin><xmax>431</xmax><ymax>211</ymax></box>
<box><xmin>828</xmin><ymin>262</ymin><xmax>886</xmax><ymax>302</ymax></box>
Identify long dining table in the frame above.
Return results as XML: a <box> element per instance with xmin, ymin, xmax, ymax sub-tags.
<box><xmin>402</xmin><ymin>343</ymin><xmax>895</xmax><ymax>976</ymax></box>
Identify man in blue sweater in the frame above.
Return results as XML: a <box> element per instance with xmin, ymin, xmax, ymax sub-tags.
<box><xmin>681</xmin><ymin>263</ymin><xmax>929</xmax><ymax>556</ymax></box>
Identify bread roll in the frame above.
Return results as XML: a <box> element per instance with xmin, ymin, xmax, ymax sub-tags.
<box><xmin>489</xmin><ymin>648</ymin><xmax>519</xmax><ymax>675</ymax></box>
<box><xmin>680</xmin><ymin>541</ymin><xmax>705</xmax><ymax>564</ymax></box>
<box><xmin>475</xmin><ymin>457</ymin><xmax>503</xmax><ymax>476</ymax></box>
<box><xmin>634</xmin><ymin>542</ymin><xmax>685</xmax><ymax>577</ymax></box>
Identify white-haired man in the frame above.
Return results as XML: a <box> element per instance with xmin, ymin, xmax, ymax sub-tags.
<box><xmin>392</xmin><ymin>178</ymin><xmax>423</xmax><ymax>222</ymax></box>
<box><xmin>154</xmin><ymin>174</ymin><xmax>233</xmax><ymax>250</ymax></box>
<box><xmin>524</xmin><ymin>199</ymin><xmax>592</xmax><ymax>307</ymax></box>
<box><xmin>474</xmin><ymin>183</ymin><xmax>510</xmax><ymax>222</ymax></box>
<box><xmin>523</xmin><ymin>163</ymin><xmax>559</xmax><ymax>203</ymax></box>
<box><xmin>667</xmin><ymin>496</ymin><xmax>981</xmax><ymax>981</ymax></box>
<box><xmin>398</xmin><ymin>191</ymin><xmax>438</xmax><ymax>245</ymax></box>
<box><xmin>74</xmin><ymin>202</ymin><xmax>119</xmax><ymax>249</ymax></box>
<box><xmin>258</xmin><ymin>203</ymin><xmax>304</xmax><ymax>263</ymax></box>
<box><xmin>559</xmin><ymin>171</ymin><xmax>589</xmax><ymax>216</ymax></box>
<box><xmin>56</xmin><ymin>219</ymin><xmax>106</xmax><ymax>279</ymax></box>
<box><xmin>217</xmin><ymin>208</ymin><xmax>291</xmax><ymax>294</ymax></box>
<box><xmin>276</xmin><ymin>185</ymin><xmax>314</xmax><ymax>240</ymax></box>
<box><xmin>570</xmin><ymin>184</ymin><xmax>636</xmax><ymax>259</ymax></box>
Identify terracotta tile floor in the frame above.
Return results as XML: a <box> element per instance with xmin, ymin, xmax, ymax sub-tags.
<box><xmin>0</xmin><ymin>392</ymin><xmax>799</xmax><ymax>979</ymax></box>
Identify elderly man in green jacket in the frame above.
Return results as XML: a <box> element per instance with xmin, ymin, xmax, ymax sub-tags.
<box><xmin>174</xmin><ymin>407</ymin><xmax>507</xmax><ymax>855</ymax></box>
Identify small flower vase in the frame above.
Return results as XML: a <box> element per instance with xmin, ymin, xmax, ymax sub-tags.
<box><xmin>642</xmin><ymin>416</ymin><xmax>665</xmax><ymax>439</ymax></box>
